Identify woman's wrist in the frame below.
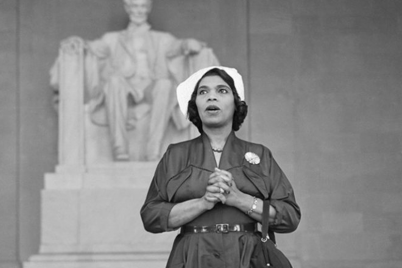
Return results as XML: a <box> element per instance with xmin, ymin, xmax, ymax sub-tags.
<box><xmin>233</xmin><ymin>192</ymin><xmax>253</xmax><ymax>213</ymax></box>
<box><xmin>200</xmin><ymin>196</ymin><xmax>215</xmax><ymax>211</ymax></box>
<box><xmin>246</xmin><ymin>196</ymin><xmax>258</xmax><ymax>215</ymax></box>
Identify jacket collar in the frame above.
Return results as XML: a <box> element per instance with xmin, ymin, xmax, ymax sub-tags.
<box><xmin>189</xmin><ymin>131</ymin><xmax>245</xmax><ymax>171</ymax></box>
<box><xmin>167</xmin><ymin>131</ymin><xmax>270</xmax><ymax>201</ymax></box>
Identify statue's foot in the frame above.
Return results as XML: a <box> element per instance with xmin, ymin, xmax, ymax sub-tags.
<box><xmin>133</xmin><ymin>103</ymin><xmax>150</xmax><ymax>119</ymax></box>
<box><xmin>126</xmin><ymin>103</ymin><xmax>151</xmax><ymax>130</ymax></box>
<box><xmin>115</xmin><ymin>153</ymin><xmax>130</xmax><ymax>161</ymax></box>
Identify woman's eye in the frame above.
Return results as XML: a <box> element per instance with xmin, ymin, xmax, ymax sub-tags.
<box><xmin>219</xmin><ymin>88</ymin><xmax>229</xmax><ymax>94</ymax></box>
<box><xmin>198</xmin><ymin>89</ymin><xmax>207</xmax><ymax>95</ymax></box>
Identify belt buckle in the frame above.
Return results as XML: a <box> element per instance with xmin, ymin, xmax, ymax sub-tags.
<box><xmin>216</xmin><ymin>223</ymin><xmax>229</xmax><ymax>234</ymax></box>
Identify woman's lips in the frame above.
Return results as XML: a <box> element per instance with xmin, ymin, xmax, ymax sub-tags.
<box><xmin>206</xmin><ymin>105</ymin><xmax>220</xmax><ymax>111</ymax></box>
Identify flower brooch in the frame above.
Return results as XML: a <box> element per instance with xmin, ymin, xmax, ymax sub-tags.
<box><xmin>245</xmin><ymin>152</ymin><xmax>260</xmax><ymax>164</ymax></box>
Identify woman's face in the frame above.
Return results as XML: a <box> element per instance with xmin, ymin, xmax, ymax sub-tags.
<box><xmin>195</xmin><ymin>75</ymin><xmax>235</xmax><ymax>130</ymax></box>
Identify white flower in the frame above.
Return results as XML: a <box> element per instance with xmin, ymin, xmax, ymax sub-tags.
<box><xmin>245</xmin><ymin>152</ymin><xmax>260</xmax><ymax>164</ymax></box>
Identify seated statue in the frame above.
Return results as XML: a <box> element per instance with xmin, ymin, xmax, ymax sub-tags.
<box><xmin>50</xmin><ymin>0</ymin><xmax>219</xmax><ymax>162</ymax></box>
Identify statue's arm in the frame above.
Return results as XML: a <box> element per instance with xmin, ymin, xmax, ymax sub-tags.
<box><xmin>181</xmin><ymin>38</ymin><xmax>206</xmax><ymax>56</ymax></box>
<box><xmin>165</xmin><ymin>33</ymin><xmax>206</xmax><ymax>58</ymax></box>
<box><xmin>49</xmin><ymin>36</ymin><xmax>87</xmax><ymax>110</ymax></box>
<box><xmin>49</xmin><ymin>35</ymin><xmax>108</xmax><ymax>106</ymax></box>
<box><xmin>86</xmin><ymin>34</ymin><xmax>111</xmax><ymax>59</ymax></box>
<box><xmin>50</xmin><ymin>36</ymin><xmax>86</xmax><ymax>89</ymax></box>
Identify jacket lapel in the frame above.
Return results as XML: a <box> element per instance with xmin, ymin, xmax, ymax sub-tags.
<box><xmin>191</xmin><ymin>132</ymin><xmax>245</xmax><ymax>171</ymax></box>
<box><xmin>218</xmin><ymin>132</ymin><xmax>244</xmax><ymax>170</ymax></box>
<box><xmin>188</xmin><ymin>133</ymin><xmax>217</xmax><ymax>172</ymax></box>
<box><xmin>220</xmin><ymin>132</ymin><xmax>270</xmax><ymax>199</ymax></box>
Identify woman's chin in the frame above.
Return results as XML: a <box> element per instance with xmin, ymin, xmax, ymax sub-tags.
<box><xmin>202</xmin><ymin>122</ymin><xmax>232</xmax><ymax>131</ymax></box>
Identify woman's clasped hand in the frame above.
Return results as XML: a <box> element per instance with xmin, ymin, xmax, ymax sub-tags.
<box><xmin>205</xmin><ymin>168</ymin><xmax>241</xmax><ymax>207</ymax></box>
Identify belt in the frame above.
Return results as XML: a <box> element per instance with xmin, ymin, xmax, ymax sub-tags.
<box><xmin>181</xmin><ymin>223</ymin><xmax>257</xmax><ymax>234</ymax></box>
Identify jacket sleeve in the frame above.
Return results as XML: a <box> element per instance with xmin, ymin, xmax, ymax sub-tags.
<box><xmin>263</xmin><ymin>148</ymin><xmax>301</xmax><ymax>233</ymax></box>
<box><xmin>140</xmin><ymin>149</ymin><xmax>176</xmax><ymax>234</ymax></box>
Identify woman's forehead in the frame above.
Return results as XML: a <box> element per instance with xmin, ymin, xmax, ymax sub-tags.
<box><xmin>123</xmin><ymin>0</ymin><xmax>151</xmax><ymax>5</ymax></box>
<box><xmin>198</xmin><ymin>75</ymin><xmax>230</xmax><ymax>88</ymax></box>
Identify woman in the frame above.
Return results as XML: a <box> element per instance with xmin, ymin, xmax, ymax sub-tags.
<box><xmin>141</xmin><ymin>66</ymin><xmax>301</xmax><ymax>268</ymax></box>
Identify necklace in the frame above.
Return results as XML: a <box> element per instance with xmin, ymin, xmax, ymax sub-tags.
<box><xmin>212</xmin><ymin>148</ymin><xmax>223</xmax><ymax>153</ymax></box>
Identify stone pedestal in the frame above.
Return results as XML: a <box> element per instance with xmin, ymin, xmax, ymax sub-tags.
<box><xmin>24</xmin><ymin>162</ymin><xmax>177</xmax><ymax>268</ymax></box>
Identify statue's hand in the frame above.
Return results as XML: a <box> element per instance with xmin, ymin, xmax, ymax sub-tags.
<box><xmin>60</xmin><ymin>36</ymin><xmax>86</xmax><ymax>52</ymax></box>
<box><xmin>183</xmin><ymin>38</ymin><xmax>206</xmax><ymax>55</ymax></box>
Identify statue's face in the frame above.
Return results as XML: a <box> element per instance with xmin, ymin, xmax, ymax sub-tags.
<box><xmin>123</xmin><ymin>0</ymin><xmax>152</xmax><ymax>26</ymax></box>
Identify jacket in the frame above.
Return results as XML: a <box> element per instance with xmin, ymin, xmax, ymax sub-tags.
<box><xmin>140</xmin><ymin>132</ymin><xmax>301</xmax><ymax>234</ymax></box>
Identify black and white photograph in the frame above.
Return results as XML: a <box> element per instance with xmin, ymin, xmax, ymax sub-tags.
<box><xmin>1</xmin><ymin>1</ymin><xmax>401</xmax><ymax>268</ymax></box>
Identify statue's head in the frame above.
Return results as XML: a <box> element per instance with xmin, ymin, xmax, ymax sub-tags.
<box><xmin>123</xmin><ymin>0</ymin><xmax>152</xmax><ymax>26</ymax></box>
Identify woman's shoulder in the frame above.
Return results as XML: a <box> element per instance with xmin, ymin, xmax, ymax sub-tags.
<box><xmin>166</xmin><ymin>135</ymin><xmax>201</xmax><ymax>153</ymax></box>
<box><xmin>235</xmin><ymin>136</ymin><xmax>272</xmax><ymax>156</ymax></box>
<box><xmin>161</xmin><ymin>136</ymin><xmax>202</xmax><ymax>165</ymax></box>
<box><xmin>157</xmin><ymin>136</ymin><xmax>202</xmax><ymax>178</ymax></box>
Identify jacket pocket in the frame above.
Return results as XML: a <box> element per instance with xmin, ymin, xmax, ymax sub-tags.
<box><xmin>242</xmin><ymin>166</ymin><xmax>269</xmax><ymax>199</ymax></box>
<box><xmin>166</xmin><ymin>167</ymin><xmax>192</xmax><ymax>202</ymax></box>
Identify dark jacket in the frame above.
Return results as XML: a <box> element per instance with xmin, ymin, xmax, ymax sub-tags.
<box><xmin>141</xmin><ymin>132</ymin><xmax>301</xmax><ymax>234</ymax></box>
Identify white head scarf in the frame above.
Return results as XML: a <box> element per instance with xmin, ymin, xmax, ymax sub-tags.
<box><xmin>176</xmin><ymin>66</ymin><xmax>245</xmax><ymax>115</ymax></box>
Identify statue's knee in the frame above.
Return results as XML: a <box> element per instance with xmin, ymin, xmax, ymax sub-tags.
<box><xmin>152</xmin><ymin>79</ymin><xmax>172</xmax><ymax>98</ymax></box>
<box><xmin>105</xmin><ymin>75</ymin><xmax>127</xmax><ymax>95</ymax></box>
<box><xmin>106</xmin><ymin>74</ymin><xmax>124</xmax><ymax>87</ymax></box>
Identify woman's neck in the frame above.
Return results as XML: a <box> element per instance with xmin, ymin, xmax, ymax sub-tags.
<box><xmin>203</xmin><ymin>126</ymin><xmax>232</xmax><ymax>150</ymax></box>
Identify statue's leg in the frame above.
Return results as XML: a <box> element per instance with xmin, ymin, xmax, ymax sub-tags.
<box><xmin>146</xmin><ymin>79</ymin><xmax>172</xmax><ymax>161</ymax></box>
<box><xmin>104</xmin><ymin>75</ymin><xmax>130</xmax><ymax>161</ymax></box>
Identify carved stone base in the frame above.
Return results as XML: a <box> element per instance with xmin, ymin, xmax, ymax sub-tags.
<box><xmin>24</xmin><ymin>253</ymin><xmax>169</xmax><ymax>268</ymax></box>
<box><xmin>24</xmin><ymin>162</ymin><xmax>176</xmax><ymax>268</ymax></box>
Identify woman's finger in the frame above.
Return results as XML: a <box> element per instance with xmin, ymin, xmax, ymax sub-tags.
<box><xmin>209</xmin><ymin>181</ymin><xmax>231</xmax><ymax>193</ymax></box>
<box><xmin>204</xmin><ymin>195</ymin><xmax>220</xmax><ymax>202</ymax></box>
<box><xmin>214</xmin><ymin>168</ymin><xmax>233</xmax><ymax>186</ymax></box>
<box><xmin>215</xmin><ymin>168</ymin><xmax>233</xmax><ymax>179</ymax></box>
<box><xmin>205</xmin><ymin>192</ymin><xmax>227</xmax><ymax>204</ymax></box>
<box><xmin>208</xmin><ymin>176</ymin><xmax>223</xmax><ymax>185</ymax></box>
<box><xmin>209</xmin><ymin>172</ymin><xmax>226</xmax><ymax>182</ymax></box>
<box><xmin>206</xmin><ymin>184</ymin><xmax>228</xmax><ymax>194</ymax></box>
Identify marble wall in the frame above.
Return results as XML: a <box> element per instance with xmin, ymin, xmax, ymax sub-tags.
<box><xmin>249</xmin><ymin>1</ymin><xmax>402</xmax><ymax>267</ymax></box>
<box><xmin>0</xmin><ymin>1</ymin><xmax>18</xmax><ymax>268</ymax></box>
<box><xmin>1</xmin><ymin>1</ymin><xmax>401</xmax><ymax>268</ymax></box>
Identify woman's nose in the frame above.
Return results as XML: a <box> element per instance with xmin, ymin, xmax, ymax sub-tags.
<box><xmin>207</xmin><ymin>91</ymin><xmax>217</xmax><ymax>101</ymax></box>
